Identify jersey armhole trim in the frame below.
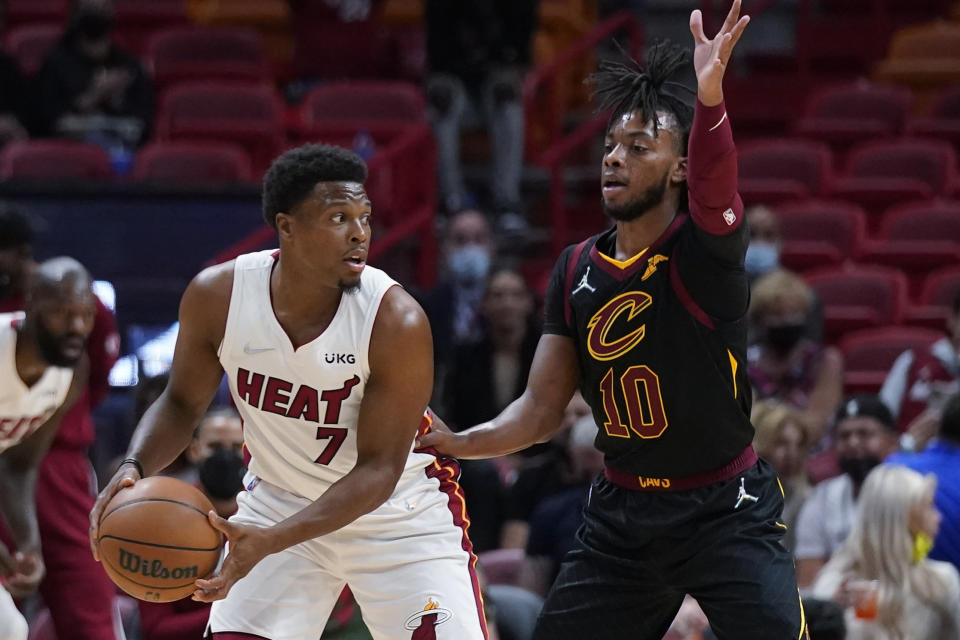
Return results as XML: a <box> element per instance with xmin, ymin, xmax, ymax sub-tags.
<box><xmin>668</xmin><ymin>250</ymin><xmax>716</xmax><ymax>330</ymax></box>
<box><xmin>563</xmin><ymin>239</ymin><xmax>591</xmax><ymax>330</ymax></box>
<box><xmin>361</xmin><ymin>282</ymin><xmax>402</xmax><ymax>377</ymax></box>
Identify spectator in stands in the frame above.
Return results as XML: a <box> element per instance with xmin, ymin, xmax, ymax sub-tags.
<box><xmin>880</xmin><ymin>291</ymin><xmax>960</xmax><ymax>449</ymax></box>
<box><xmin>752</xmin><ymin>400</ymin><xmax>812</xmax><ymax>553</ymax></box>
<box><xmin>0</xmin><ymin>31</ymin><xmax>29</xmax><ymax>148</ymax></box>
<box><xmin>0</xmin><ymin>209</ymin><xmax>123</xmax><ymax>640</ymax></box>
<box><xmin>422</xmin><ymin>209</ymin><xmax>495</xmax><ymax>388</ymax></box>
<box><xmin>887</xmin><ymin>393</ymin><xmax>960</xmax><ymax>572</ymax></box>
<box><xmin>795</xmin><ymin>396</ymin><xmax>900</xmax><ymax>587</ymax></box>
<box><xmin>500</xmin><ymin>391</ymin><xmax>590</xmax><ymax>549</ymax></box>
<box><xmin>811</xmin><ymin>465</ymin><xmax>960</xmax><ymax>640</ymax></box>
<box><xmin>518</xmin><ymin>414</ymin><xmax>603</xmax><ymax>597</ymax></box>
<box><xmin>138</xmin><ymin>406</ymin><xmax>245</xmax><ymax>640</ymax></box>
<box><xmin>748</xmin><ymin>268</ymin><xmax>843</xmax><ymax>440</ymax></box>
<box><xmin>425</xmin><ymin>0</ymin><xmax>537</xmax><ymax>229</ymax></box>
<box><xmin>35</xmin><ymin>0</ymin><xmax>154</xmax><ymax>155</ymax></box>
<box><xmin>443</xmin><ymin>266</ymin><xmax>539</xmax><ymax>430</ymax></box>
<box><xmin>744</xmin><ymin>204</ymin><xmax>782</xmax><ymax>281</ymax></box>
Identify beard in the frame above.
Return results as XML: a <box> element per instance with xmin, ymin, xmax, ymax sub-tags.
<box><xmin>338</xmin><ymin>277</ymin><xmax>362</xmax><ymax>294</ymax></box>
<box><xmin>602</xmin><ymin>168</ymin><xmax>671</xmax><ymax>222</ymax></box>
<box><xmin>35</xmin><ymin>320</ymin><xmax>84</xmax><ymax>367</ymax></box>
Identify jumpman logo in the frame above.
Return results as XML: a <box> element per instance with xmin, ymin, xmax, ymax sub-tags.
<box><xmin>734</xmin><ymin>477</ymin><xmax>759</xmax><ymax>509</ymax></box>
<box><xmin>573</xmin><ymin>266</ymin><xmax>596</xmax><ymax>295</ymax></box>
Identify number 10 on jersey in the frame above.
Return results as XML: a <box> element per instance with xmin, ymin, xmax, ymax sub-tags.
<box><xmin>599</xmin><ymin>365</ymin><xmax>668</xmax><ymax>439</ymax></box>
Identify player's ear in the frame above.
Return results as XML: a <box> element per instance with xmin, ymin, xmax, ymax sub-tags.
<box><xmin>274</xmin><ymin>212</ymin><xmax>294</xmax><ymax>240</ymax></box>
<box><xmin>671</xmin><ymin>156</ymin><xmax>688</xmax><ymax>185</ymax></box>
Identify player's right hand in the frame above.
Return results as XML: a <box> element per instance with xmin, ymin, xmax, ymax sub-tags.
<box><xmin>89</xmin><ymin>461</ymin><xmax>141</xmax><ymax>562</ymax></box>
<box><xmin>414</xmin><ymin>413</ymin><xmax>467</xmax><ymax>458</ymax></box>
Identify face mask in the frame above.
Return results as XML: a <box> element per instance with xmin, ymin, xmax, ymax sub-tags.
<box><xmin>744</xmin><ymin>242</ymin><xmax>779</xmax><ymax>278</ymax></box>
<box><xmin>838</xmin><ymin>455</ymin><xmax>881</xmax><ymax>486</ymax></box>
<box><xmin>448</xmin><ymin>245</ymin><xmax>490</xmax><ymax>285</ymax></box>
<box><xmin>198</xmin><ymin>447</ymin><xmax>246</xmax><ymax>500</ymax></box>
<box><xmin>764</xmin><ymin>323</ymin><xmax>806</xmax><ymax>354</ymax></box>
<box><xmin>912</xmin><ymin>530</ymin><xmax>934</xmax><ymax>564</ymax></box>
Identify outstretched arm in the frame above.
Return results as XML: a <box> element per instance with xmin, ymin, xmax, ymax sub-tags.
<box><xmin>89</xmin><ymin>264</ymin><xmax>231</xmax><ymax>559</ymax></box>
<box><xmin>194</xmin><ymin>286</ymin><xmax>436</xmax><ymax>602</ymax></box>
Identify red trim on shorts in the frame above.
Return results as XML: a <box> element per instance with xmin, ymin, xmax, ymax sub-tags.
<box><xmin>425</xmin><ymin>460</ymin><xmax>489</xmax><ymax>640</ymax></box>
<box><xmin>668</xmin><ymin>251</ymin><xmax>716</xmax><ymax>329</ymax></box>
<box><xmin>412</xmin><ymin>411</ymin><xmax>438</xmax><ymax>457</ymax></box>
<box><xmin>604</xmin><ymin>445</ymin><xmax>757</xmax><ymax>491</ymax></box>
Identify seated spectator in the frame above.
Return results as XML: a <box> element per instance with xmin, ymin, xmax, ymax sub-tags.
<box><xmin>752</xmin><ymin>400</ymin><xmax>812</xmax><ymax>553</ymax></box>
<box><xmin>748</xmin><ymin>268</ymin><xmax>843</xmax><ymax>441</ymax></box>
<box><xmin>880</xmin><ymin>291</ymin><xmax>960</xmax><ymax>449</ymax></box>
<box><xmin>888</xmin><ymin>393</ymin><xmax>960</xmax><ymax>572</ymax></box>
<box><xmin>811</xmin><ymin>465</ymin><xmax>960</xmax><ymax>639</ymax></box>
<box><xmin>35</xmin><ymin>0</ymin><xmax>154</xmax><ymax>157</ymax></box>
<box><xmin>443</xmin><ymin>266</ymin><xmax>539</xmax><ymax>430</ymax></box>
<box><xmin>795</xmin><ymin>397</ymin><xmax>900</xmax><ymax>587</ymax></box>
<box><xmin>518</xmin><ymin>415</ymin><xmax>604</xmax><ymax>596</ymax></box>
<box><xmin>500</xmin><ymin>391</ymin><xmax>591</xmax><ymax>549</ymax></box>
<box><xmin>138</xmin><ymin>406</ymin><xmax>245</xmax><ymax>640</ymax></box>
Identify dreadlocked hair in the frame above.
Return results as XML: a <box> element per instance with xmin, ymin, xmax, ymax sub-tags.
<box><xmin>589</xmin><ymin>40</ymin><xmax>695</xmax><ymax>151</ymax></box>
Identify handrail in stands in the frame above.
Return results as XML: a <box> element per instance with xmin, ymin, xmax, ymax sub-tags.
<box><xmin>523</xmin><ymin>10</ymin><xmax>641</xmax><ymax>254</ymax></box>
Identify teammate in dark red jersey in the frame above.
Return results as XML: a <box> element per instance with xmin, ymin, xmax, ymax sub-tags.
<box><xmin>419</xmin><ymin>3</ymin><xmax>808</xmax><ymax>638</ymax></box>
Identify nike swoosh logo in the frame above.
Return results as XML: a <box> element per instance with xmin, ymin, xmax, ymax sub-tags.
<box><xmin>243</xmin><ymin>344</ymin><xmax>275</xmax><ymax>355</ymax></box>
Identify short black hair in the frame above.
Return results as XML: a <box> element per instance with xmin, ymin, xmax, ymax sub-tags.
<box><xmin>0</xmin><ymin>206</ymin><xmax>33</xmax><ymax>250</ymax></box>
<box><xmin>835</xmin><ymin>395</ymin><xmax>897</xmax><ymax>433</ymax></box>
<box><xmin>261</xmin><ymin>144</ymin><xmax>368</xmax><ymax>230</ymax></box>
<box><xmin>588</xmin><ymin>40</ymin><xmax>696</xmax><ymax>152</ymax></box>
<box><xmin>940</xmin><ymin>393</ymin><xmax>960</xmax><ymax>443</ymax></box>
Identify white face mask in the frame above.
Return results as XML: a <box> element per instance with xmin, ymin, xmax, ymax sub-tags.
<box><xmin>744</xmin><ymin>242</ymin><xmax>779</xmax><ymax>278</ymax></box>
<box><xmin>448</xmin><ymin>245</ymin><xmax>490</xmax><ymax>284</ymax></box>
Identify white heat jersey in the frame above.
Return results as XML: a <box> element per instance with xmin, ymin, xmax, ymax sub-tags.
<box><xmin>218</xmin><ymin>251</ymin><xmax>436</xmax><ymax>501</ymax></box>
<box><xmin>0</xmin><ymin>313</ymin><xmax>73</xmax><ymax>453</ymax></box>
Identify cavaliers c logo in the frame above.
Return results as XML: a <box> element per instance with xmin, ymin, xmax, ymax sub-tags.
<box><xmin>586</xmin><ymin>291</ymin><xmax>653</xmax><ymax>361</ymax></box>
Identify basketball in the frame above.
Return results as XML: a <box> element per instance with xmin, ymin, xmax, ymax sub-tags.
<box><xmin>96</xmin><ymin>476</ymin><xmax>223</xmax><ymax>603</ymax></box>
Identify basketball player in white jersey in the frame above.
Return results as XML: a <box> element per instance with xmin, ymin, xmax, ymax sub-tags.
<box><xmin>0</xmin><ymin>257</ymin><xmax>94</xmax><ymax>640</ymax></box>
<box><xmin>90</xmin><ymin>144</ymin><xmax>488</xmax><ymax>640</ymax></box>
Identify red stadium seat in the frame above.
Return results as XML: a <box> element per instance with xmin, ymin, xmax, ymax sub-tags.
<box><xmin>804</xmin><ymin>265</ymin><xmax>909</xmax><ymax>342</ymax></box>
<box><xmin>0</xmin><ymin>140</ymin><xmax>112</xmax><ymax>181</ymax></box>
<box><xmin>861</xmin><ymin>200</ymin><xmax>960</xmax><ymax>276</ymax></box>
<box><xmin>147</xmin><ymin>26</ymin><xmax>269</xmax><ymax>88</ymax></box>
<box><xmin>4</xmin><ymin>23</ymin><xmax>61</xmax><ymax>75</ymax></box>
<box><xmin>839</xmin><ymin>326</ymin><xmax>944</xmax><ymax>393</ymax></box>
<box><xmin>133</xmin><ymin>142</ymin><xmax>252</xmax><ymax>184</ymax></box>
<box><xmin>829</xmin><ymin>139</ymin><xmax>957</xmax><ymax>220</ymax></box>
<box><xmin>793</xmin><ymin>82</ymin><xmax>912</xmax><ymax>148</ymax></box>
<box><xmin>4</xmin><ymin>0</ymin><xmax>67</xmax><ymax>26</ymax></box>
<box><xmin>477</xmin><ymin>548</ymin><xmax>524</xmax><ymax>586</ymax></box>
<box><xmin>113</xmin><ymin>0</ymin><xmax>189</xmax><ymax>56</ymax></box>
<box><xmin>156</xmin><ymin>82</ymin><xmax>284</xmax><ymax>176</ymax></box>
<box><xmin>906</xmin><ymin>265</ymin><xmax>960</xmax><ymax>329</ymax></box>
<box><xmin>775</xmin><ymin>200</ymin><xmax>867</xmax><ymax>271</ymax></box>
<box><xmin>737</xmin><ymin>139</ymin><xmax>833</xmax><ymax>204</ymax></box>
<box><xmin>908</xmin><ymin>87</ymin><xmax>960</xmax><ymax>146</ymax></box>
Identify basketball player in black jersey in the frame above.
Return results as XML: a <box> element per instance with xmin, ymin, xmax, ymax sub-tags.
<box><xmin>419</xmin><ymin>2</ymin><xmax>808</xmax><ymax>638</ymax></box>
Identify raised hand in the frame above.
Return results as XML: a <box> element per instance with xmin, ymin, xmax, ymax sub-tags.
<box><xmin>192</xmin><ymin>512</ymin><xmax>270</xmax><ymax>602</ymax></box>
<box><xmin>689</xmin><ymin>0</ymin><xmax>750</xmax><ymax>106</ymax></box>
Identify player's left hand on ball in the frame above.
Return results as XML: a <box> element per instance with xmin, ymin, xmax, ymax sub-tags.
<box><xmin>192</xmin><ymin>511</ymin><xmax>269</xmax><ymax>602</ymax></box>
<box><xmin>5</xmin><ymin>550</ymin><xmax>45</xmax><ymax>599</ymax></box>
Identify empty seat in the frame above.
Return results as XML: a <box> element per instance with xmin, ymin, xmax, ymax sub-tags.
<box><xmin>4</xmin><ymin>0</ymin><xmax>67</xmax><ymax>25</ymax></box>
<box><xmin>862</xmin><ymin>200</ymin><xmax>960</xmax><ymax>274</ymax></box>
<box><xmin>908</xmin><ymin>87</ymin><xmax>960</xmax><ymax>145</ymax></box>
<box><xmin>874</xmin><ymin>21</ymin><xmax>960</xmax><ymax>90</ymax></box>
<box><xmin>775</xmin><ymin>200</ymin><xmax>867</xmax><ymax>271</ymax></box>
<box><xmin>477</xmin><ymin>548</ymin><xmax>524</xmax><ymax>587</ymax></box>
<box><xmin>829</xmin><ymin>139</ymin><xmax>957</xmax><ymax>218</ymax></box>
<box><xmin>738</xmin><ymin>139</ymin><xmax>832</xmax><ymax>203</ymax></box>
<box><xmin>804</xmin><ymin>266</ymin><xmax>909</xmax><ymax>341</ymax></box>
<box><xmin>294</xmin><ymin>80</ymin><xmax>427</xmax><ymax>143</ymax></box>
<box><xmin>4</xmin><ymin>23</ymin><xmax>61</xmax><ymax>75</ymax></box>
<box><xmin>794</xmin><ymin>82</ymin><xmax>912</xmax><ymax>147</ymax></box>
<box><xmin>148</xmin><ymin>26</ymin><xmax>269</xmax><ymax>88</ymax></box>
<box><xmin>112</xmin><ymin>0</ymin><xmax>189</xmax><ymax>55</ymax></box>
<box><xmin>839</xmin><ymin>326</ymin><xmax>945</xmax><ymax>393</ymax></box>
<box><xmin>906</xmin><ymin>265</ymin><xmax>960</xmax><ymax>329</ymax></box>
<box><xmin>0</xmin><ymin>140</ymin><xmax>112</xmax><ymax>180</ymax></box>
<box><xmin>156</xmin><ymin>82</ymin><xmax>283</xmax><ymax>175</ymax></box>
<box><xmin>133</xmin><ymin>142</ymin><xmax>252</xmax><ymax>184</ymax></box>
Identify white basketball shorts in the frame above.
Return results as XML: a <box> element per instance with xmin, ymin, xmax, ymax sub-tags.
<box><xmin>208</xmin><ymin>460</ymin><xmax>488</xmax><ymax>640</ymax></box>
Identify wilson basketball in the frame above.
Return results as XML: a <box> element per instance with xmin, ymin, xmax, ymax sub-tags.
<box><xmin>97</xmin><ymin>476</ymin><xmax>223</xmax><ymax>603</ymax></box>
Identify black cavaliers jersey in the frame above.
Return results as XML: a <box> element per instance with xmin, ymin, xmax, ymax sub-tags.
<box><xmin>543</xmin><ymin>214</ymin><xmax>754</xmax><ymax>478</ymax></box>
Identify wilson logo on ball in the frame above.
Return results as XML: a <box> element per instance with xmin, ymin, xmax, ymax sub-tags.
<box><xmin>117</xmin><ymin>548</ymin><xmax>199</xmax><ymax>580</ymax></box>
